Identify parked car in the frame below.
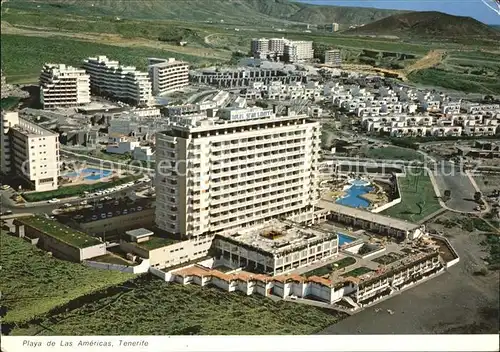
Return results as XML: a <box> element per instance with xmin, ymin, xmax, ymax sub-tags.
<box><xmin>137</xmin><ymin>206</ymin><xmax>143</xmax><ymax>211</ymax></box>
<box><xmin>100</xmin><ymin>213</ymin><xmax>106</xmax><ymax>219</ymax></box>
<box><xmin>48</xmin><ymin>198</ymin><xmax>60</xmax><ymax>204</ymax></box>
<box><xmin>97</xmin><ymin>203</ymin><xmax>103</xmax><ymax>209</ymax></box>
<box><xmin>80</xmin><ymin>200</ymin><xmax>88</xmax><ymax>205</ymax></box>
<box><xmin>91</xmin><ymin>215</ymin><xmax>98</xmax><ymax>221</ymax></box>
<box><xmin>122</xmin><ymin>209</ymin><xmax>128</xmax><ymax>215</ymax></box>
<box><xmin>1</xmin><ymin>210</ymin><xmax>13</xmax><ymax>216</ymax></box>
<box><xmin>1</xmin><ymin>184</ymin><xmax>11</xmax><ymax>190</ymax></box>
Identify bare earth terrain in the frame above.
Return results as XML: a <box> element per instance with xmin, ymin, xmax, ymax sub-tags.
<box><xmin>320</xmin><ymin>212</ymin><xmax>499</xmax><ymax>334</ymax></box>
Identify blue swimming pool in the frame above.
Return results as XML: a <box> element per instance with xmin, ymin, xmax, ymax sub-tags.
<box><xmin>64</xmin><ymin>168</ymin><xmax>112</xmax><ymax>181</ymax></box>
<box><xmin>336</xmin><ymin>184</ymin><xmax>374</xmax><ymax>208</ymax></box>
<box><xmin>338</xmin><ymin>233</ymin><xmax>356</xmax><ymax>246</ymax></box>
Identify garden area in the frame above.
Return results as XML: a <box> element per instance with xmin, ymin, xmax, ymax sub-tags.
<box><xmin>381</xmin><ymin>170</ymin><xmax>441</xmax><ymax>222</ymax></box>
<box><xmin>372</xmin><ymin>252</ymin><xmax>405</xmax><ymax>265</ymax></box>
<box><xmin>22</xmin><ymin>175</ymin><xmax>140</xmax><ymax>202</ymax></box>
<box><xmin>0</xmin><ymin>96</ymin><xmax>21</xmax><ymax>110</ymax></box>
<box><xmin>9</xmin><ymin>275</ymin><xmax>347</xmax><ymax>335</ymax></box>
<box><xmin>303</xmin><ymin>257</ymin><xmax>356</xmax><ymax>278</ymax></box>
<box><xmin>342</xmin><ymin>267</ymin><xmax>373</xmax><ymax>278</ymax></box>
<box><xmin>360</xmin><ymin>145</ymin><xmax>424</xmax><ymax>162</ymax></box>
<box><xmin>0</xmin><ymin>231</ymin><xmax>134</xmax><ymax>324</ymax></box>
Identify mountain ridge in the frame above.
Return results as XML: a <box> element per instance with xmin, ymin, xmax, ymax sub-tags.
<box><xmin>4</xmin><ymin>0</ymin><xmax>406</xmax><ymax>26</ymax></box>
<box><xmin>344</xmin><ymin>11</ymin><xmax>500</xmax><ymax>39</ymax></box>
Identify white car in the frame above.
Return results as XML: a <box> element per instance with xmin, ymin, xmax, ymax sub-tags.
<box><xmin>48</xmin><ymin>198</ymin><xmax>60</xmax><ymax>204</ymax></box>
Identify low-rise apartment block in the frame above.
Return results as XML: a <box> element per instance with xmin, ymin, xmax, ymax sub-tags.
<box><xmin>83</xmin><ymin>56</ymin><xmax>152</xmax><ymax>106</ymax></box>
<box><xmin>1</xmin><ymin>111</ymin><xmax>59</xmax><ymax>191</ymax></box>
<box><xmin>148</xmin><ymin>58</ymin><xmax>189</xmax><ymax>95</ymax></box>
<box><xmin>39</xmin><ymin>63</ymin><xmax>90</xmax><ymax>109</ymax></box>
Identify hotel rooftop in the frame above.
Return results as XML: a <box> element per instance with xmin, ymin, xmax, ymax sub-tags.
<box><xmin>218</xmin><ymin>219</ymin><xmax>337</xmax><ymax>256</ymax></box>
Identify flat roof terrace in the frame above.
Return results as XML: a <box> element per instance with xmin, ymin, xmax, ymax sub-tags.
<box><xmin>218</xmin><ymin>219</ymin><xmax>336</xmax><ymax>256</ymax></box>
<box><xmin>15</xmin><ymin>216</ymin><xmax>101</xmax><ymax>248</ymax></box>
<box><xmin>318</xmin><ymin>200</ymin><xmax>420</xmax><ymax>232</ymax></box>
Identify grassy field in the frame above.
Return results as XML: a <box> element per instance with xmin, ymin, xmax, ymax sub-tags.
<box><xmin>0</xmin><ymin>231</ymin><xmax>134</xmax><ymax>324</ymax></box>
<box><xmin>381</xmin><ymin>169</ymin><xmax>441</xmax><ymax>222</ymax></box>
<box><xmin>0</xmin><ymin>96</ymin><xmax>21</xmax><ymax>110</ymax></box>
<box><xmin>408</xmin><ymin>50</ymin><xmax>500</xmax><ymax>95</ymax></box>
<box><xmin>22</xmin><ymin>175</ymin><xmax>140</xmax><ymax>202</ymax></box>
<box><xmin>9</xmin><ymin>275</ymin><xmax>346</xmax><ymax>335</ymax></box>
<box><xmin>16</xmin><ymin>216</ymin><xmax>101</xmax><ymax>248</ymax></box>
<box><xmin>360</xmin><ymin>145</ymin><xmax>424</xmax><ymax>161</ymax></box>
<box><xmin>1</xmin><ymin>34</ymin><xmax>219</xmax><ymax>84</ymax></box>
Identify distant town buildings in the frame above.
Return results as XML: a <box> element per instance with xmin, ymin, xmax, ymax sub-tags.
<box><xmin>39</xmin><ymin>64</ymin><xmax>90</xmax><ymax>109</ymax></box>
<box><xmin>148</xmin><ymin>58</ymin><xmax>189</xmax><ymax>95</ymax></box>
<box><xmin>251</xmin><ymin>38</ymin><xmax>314</xmax><ymax>63</ymax></box>
<box><xmin>83</xmin><ymin>56</ymin><xmax>152</xmax><ymax>106</ymax></box>
<box><xmin>1</xmin><ymin>111</ymin><xmax>59</xmax><ymax>191</ymax></box>
<box><xmin>324</xmin><ymin>49</ymin><xmax>342</xmax><ymax>67</ymax></box>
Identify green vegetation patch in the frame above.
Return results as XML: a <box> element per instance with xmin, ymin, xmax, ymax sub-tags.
<box><xmin>0</xmin><ymin>97</ymin><xmax>21</xmax><ymax>111</ymax></box>
<box><xmin>134</xmin><ymin>236</ymin><xmax>181</xmax><ymax>250</ymax></box>
<box><xmin>9</xmin><ymin>275</ymin><xmax>346</xmax><ymax>335</ymax></box>
<box><xmin>16</xmin><ymin>216</ymin><xmax>101</xmax><ymax>248</ymax></box>
<box><xmin>342</xmin><ymin>266</ymin><xmax>373</xmax><ymax>278</ymax></box>
<box><xmin>0</xmin><ymin>231</ymin><xmax>134</xmax><ymax>324</ymax></box>
<box><xmin>408</xmin><ymin>68</ymin><xmax>500</xmax><ymax>95</ymax></box>
<box><xmin>480</xmin><ymin>234</ymin><xmax>500</xmax><ymax>271</ymax></box>
<box><xmin>22</xmin><ymin>175</ymin><xmax>140</xmax><ymax>202</ymax></box>
<box><xmin>381</xmin><ymin>169</ymin><xmax>441</xmax><ymax>222</ymax></box>
<box><xmin>1</xmin><ymin>34</ymin><xmax>218</xmax><ymax>84</ymax></box>
<box><xmin>304</xmin><ymin>257</ymin><xmax>356</xmax><ymax>278</ymax></box>
<box><xmin>360</xmin><ymin>145</ymin><xmax>424</xmax><ymax>161</ymax></box>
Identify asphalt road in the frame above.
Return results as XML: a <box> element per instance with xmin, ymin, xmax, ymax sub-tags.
<box><xmin>432</xmin><ymin>161</ymin><xmax>479</xmax><ymax>213</ymax></box>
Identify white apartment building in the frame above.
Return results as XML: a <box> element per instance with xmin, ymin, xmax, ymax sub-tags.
<box><xmin>155</xmin><ymin>108</ymin><xmax>321</xmax><ymax>242</ymax></box>
<box><xmin>1</xmin><ymin>112</ymin><xmax>59</xmax><ymax>191</ymax></box>
<box><xmin>284</xmin><ymin>41</ymin><xmax>314</xmax><ymax>63</ymax></box>
<box><xmin>251</xmin><ymin>38</ymin><xmax>270</xmax><ymax>59</ymax></box>
<box><xmin>324</xmin><ymin>49</ymin><xmax>342</xmax><ymax>67</ymax></box>
<box><xmin>83</xmin><ymin>56</ymin><xmax>152</xmax><ymax>106</ymax></box>
<box><xmin>148</xmin><ymin>58</ymin><xmax>189</xmax><ymax>95</ymax></box>
<box><xmin>39</xmin><ymin>64</ymin><xmax>90</xmax><ymax>109</ymax></box>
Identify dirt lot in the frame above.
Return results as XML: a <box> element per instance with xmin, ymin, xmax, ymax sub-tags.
<box><xmin>474</xmin><ymin>175</ymin><xmax>500</xmax><ymax>195</ymax></box>
<box><xmin>319</xmin><ymin>212</ymin><xmax>499</xmax><ymax>334</ymax></box>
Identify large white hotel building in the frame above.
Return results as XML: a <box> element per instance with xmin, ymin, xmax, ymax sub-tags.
<box><xmin>155</xmin><ymin>107</ymin><xmax>321</xmax><ymax>240</ymax></box>
<box><xmin>1</xmin><ymin>112</ymin><xmax>60</xmax><ymax>191</ymax></box>
<box><xmin>148</xmin><ymin>58</ymin><xmax>189</xmax><ymax>95</ymax></box>
<box><xmin>251</xmin><ymin>38</ymin><xmax>314</xmax><ymax>63</ymax></box>
<box><xmin>83</xmin><ymin>56</ymin><xmax>152</xmax><ymax>106</ymax></box>
<box><xmin>39</xmin><ymin>64</ymin><xmax>90</xmax><ymax>109</ymax></box>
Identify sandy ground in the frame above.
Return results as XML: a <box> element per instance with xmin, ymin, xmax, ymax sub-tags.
<box><xmin>319</xmin><ymin>212</ymin><xmax>499</xmax><ymax>334</ymax></box>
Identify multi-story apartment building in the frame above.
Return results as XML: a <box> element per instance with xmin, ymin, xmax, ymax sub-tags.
<box><xmin>83</xmin><ymin>56</ymin><xmax>152</xmax><ymax>106</ymax></box>
<box><xmin>251</xmin><ymin>38</ymin><xmax>314</xmax><ymax>63</ymax></box>
<box><xmin>324</xmin><ymin>49</ymin><xmax>342</xmax><ymax>67</ymax></box>
<box><xmin>39</xmin><ymin>64</ymin><xmax>90</xmax><ymax>109</ymax></box>
<box><xmin>251</xmin><ymin>38</ymin><xmax>270</xmax><ymax>59</ymax></box>
<box><xmin>284</xmin><ymin>41</ymin><xmax>314</xmax><ymax>63</ymax></box>
<box><xmin>1</xmin><ymin>112</ymin><xmax>59</xmax><ymax>191</ymax></box>
<box><xmin>148</xmin><ymin>58</ymin><xmax>189</xmax><ymax>95</ymax></box>
<box><xmin>155</xmin><ymin>107</ymin><xmax>321</xmax><ymax>242</ymax></box>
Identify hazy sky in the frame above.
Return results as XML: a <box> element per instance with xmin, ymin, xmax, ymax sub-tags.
<box><xmin>298</xmin><ymin>0</ymin><xmax>500</xmax><ymax>24</ymax></box>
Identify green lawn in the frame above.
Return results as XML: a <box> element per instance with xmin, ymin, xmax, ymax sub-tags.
<box><xmin>9</xmin><ymin>275</ymin><xmax>347</xmax><ymax>335</ymax></box>
<box><xmin>360</xmin><ymin>146</ymin><xmax>424</xmax><ymax>161</ymax></box>
<box><xmin>0</xmin><ymin>231</ymin><xmax>134</xmax><ymax>324</ymax></box>
<box><xmin>16</xmin><ymin>216</ymin><xmax>101</xmax><ymax>248</ymax></box>
<box><xmin>381</xmin><ymin>169</ymin><xmax>442</xmax><ymax>222</ymax></box>
<box><xmin>342</xmin><ymin>267</ymin><xmax>373</xmax><ymax>278</ymax></box>
<box><xmin>134</xmin><ymin>236</ymin><xmax>181</xmax><ymax>250</ymax></box>
<box><xmin>22</xmin><ymin>175</ymin><xmax>140</xmax><ymax>202</ymax></box>
<box><xmin>0</xmin><ymin>97</ymin><xmax>21</xmax><ymax>110</ymax></box>
<box><xmin>1</xmin><ymin>34</ymin><xmax>219</xmax><ymax>84</ymax></box>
